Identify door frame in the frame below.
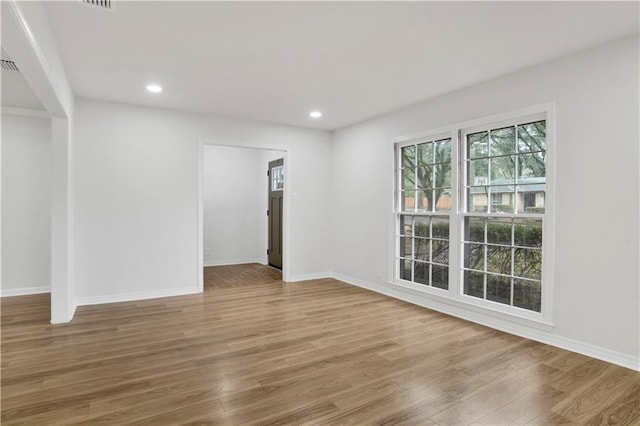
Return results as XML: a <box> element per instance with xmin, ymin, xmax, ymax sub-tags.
<box><xmin>196</xmin><ymin>139</ymin><xmax>290</xmax><ymax>291</ymax></box>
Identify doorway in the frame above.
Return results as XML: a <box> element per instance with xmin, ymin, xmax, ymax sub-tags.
<box><xmin>198</xmin><ymin>142</ymin><xmax>289</xmax><ymax>289</ymax></box>
<box><xmin>268</xmin><ymin>158</ymin><xmax>284</xmax><ymax>269</ymax></box>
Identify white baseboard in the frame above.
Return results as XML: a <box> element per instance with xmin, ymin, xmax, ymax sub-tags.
<box><xmin>287</xmin><ymin>271</ymin><xmax>332</xmax><ymax>282</ymax></box>
<box><xmin>203</xmin><ymin>258</ymin><xmax>265</xmax><ymax>267</ymax></box>
<box><xmin>76</xmin><ymin>286</ymin><xmax>201</xmax><ymax>306</ymax></box>
<box><xmin>331</xmin><ymin>272</ymin><xmax>640</xmax><ymax>372</ymax></box>
<box><xmin>0</xmin><ymin>286</ymin><xmax>51</xmax><ymax>297</ymax></box>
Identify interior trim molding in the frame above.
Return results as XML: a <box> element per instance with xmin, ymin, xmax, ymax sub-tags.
<box><xmin>0</xmin><ymin>286</ymin><xmax>51</xmax><ymax>297</ymax></box>
<box><xmin>76</xmin><ymin>286</ymin><xmax>201</xmax><ymax>307</ymax></box>
<box><xmin>332</xmin><ymin>272</ymin><xmax>640</xmax><ymax>372</ymax></box>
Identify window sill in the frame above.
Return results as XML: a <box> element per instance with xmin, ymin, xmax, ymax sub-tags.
<box><xmin>389</xmin><ymin>279</ymin><xmax>555</xmax><ymax>332</ymax></box>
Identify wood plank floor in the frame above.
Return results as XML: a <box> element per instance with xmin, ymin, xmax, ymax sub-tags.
<box><xmin>2</xmin><ymin>264</ymin><xmax>638</xmax><ymax>425</ymax></box>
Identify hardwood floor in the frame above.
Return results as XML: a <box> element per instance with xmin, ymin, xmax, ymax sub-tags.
<box><xmin>2</xmin><ymin>264</ymin><xmax>638</xmax><ymax>425</ymax></box>
<box><xmin>203</xmin><ymin>263</ymin><xmax>282</xmax><ymax>289</ymax></box>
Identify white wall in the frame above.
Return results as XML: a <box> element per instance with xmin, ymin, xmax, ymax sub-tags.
<box><xmin>331</xmin><ymin>36</ymin><xmax>639</xmax><ymax>368</ymax></box>
<box><xmin>72</xmin><ymin>98</ymin><xmax>332</xmax><ymax>304</ymax></box>
<box><xmin>203</xmin><ymin>145</ymin><xmax>269</xmax><ymax>266</ymax></box>
<box><xmin>1</xmin><ymin>114</ymin><xmax>52</xmax><ymax>295</ymax></box>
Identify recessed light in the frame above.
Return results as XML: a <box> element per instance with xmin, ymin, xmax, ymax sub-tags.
<box><xmin>309</xmin><ymin>110</ymin><xmax>322</xmax><ymax>118</ymax></box>
<box><xmin>146</xmin><ymin>84</ymin><xmax>162</xmax><ymax>93</ymax></box>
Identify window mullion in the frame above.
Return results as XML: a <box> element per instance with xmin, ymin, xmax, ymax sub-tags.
<box><xmin>510</xmin><ymin>219</ymin><xmax>515</xmax><ymax>306</ymax></box>
<box><xmin>428</xmin><ymin>218</ymin><xmax>433</xmax><ymax>286</ymax></box>
<box><xmin>450</xmin><ymin>129</ymin><xmax>462</xmax><ymax>297</ymax></box>
<box><xmin>413</xmin><ymin>144</ymin><xmax>418</xmax><ymax>213</ymax></box>
<box><xmin>411</xmin><ymin>216</ymin><xmax>415</xmax><ymax>282</ymax></box>
<box><xmin>431</xmin><ymin>142</ymin><xmax>436</xmax><ymax>213</ymax></box>
<box><xmin>514</xmin><ymin>136</ymin><xmax>520</xmax><ymax>214</ymax></box>
<box><xmin>483</xmin><ymin>220</ymin><xmax>488</xmax><ymax>300</ymax></box>
<box><xmin>487</xmin><ymin>131</ymin><xmax>492</xmax><ymax>214</ymax></box>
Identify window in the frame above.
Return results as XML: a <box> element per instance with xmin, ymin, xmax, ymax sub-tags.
<box><xmin>399</xmin><ymin>215</ymin><xmax>450</xmax><ymax>289</ymax></box>
<box><xmin>395</xmin><ymin>108</ymin><xmax>551</xmax><ymax>321</ymax></box>
<box><xmin>524</xmin><ymin>192</ymin><xmax>536</xmax><ymax>209</ymax></box>
<box><xmin>463</xmin><ymin>120</ymin><xmax>546</xmax><ymax>312</ymax></box>
<box><xmin>397</xmin><ymin>137</ymin><xmax>452</xmax><ymax>290</ymax></box>
<box><xmin>271</xmin><ymin>165</ymin><xmax>284</xmax><ymax>191</ymax></box>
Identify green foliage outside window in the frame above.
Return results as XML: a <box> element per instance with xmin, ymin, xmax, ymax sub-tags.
<box><xmin>463</xmin><ymin>219</ymin><xmax>542</xmax><ymax>312</ymax></box>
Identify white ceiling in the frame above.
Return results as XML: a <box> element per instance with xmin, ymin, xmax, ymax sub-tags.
<box><xmin>42</xmin><ymin>1</ymin><xmax>638</xmax><ymax>130</ymax></box>
<box><xmin>1</xmin><ymin>48</ymin><xmax>46</xmax><ymax>111</ymax></box>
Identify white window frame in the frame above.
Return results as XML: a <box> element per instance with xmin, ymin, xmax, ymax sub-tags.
<box><xmin>392</xmin><ymin>103</ymin><xmax>555</xmax><ymax>326</ymax></box>
<box><xmin>394</xmin><ymin>132</ymin><xmax>455</xmax><ymax>293</ymax></box>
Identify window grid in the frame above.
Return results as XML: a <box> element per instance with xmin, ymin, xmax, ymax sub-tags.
<box><xmin>399</xmin><ymin>138</ymin><xmax>452</xmax><ymax>214</ymax></box>
<box><xmin>394</xmin><ymin>112</ymin><xmax>548</xmax><ymax>318</ymax></box>
<box><xmin>465</xmin><ymin>121</ymin><xmax>546</xmax><ymax>215</ymax></box>
<box><xmin>397</xmin><ymin>136</ymin><xmax>452</xmax><ymax>289</ymax></box>
<box><xmin>463</xmin><ymin>119</ymin><xmax>545</xmax><ymax>312</ymax></box>
<box><xmin>397</xmin><ymin>215</ymin><xmax>449</xmax><ymax>289</ymax></box>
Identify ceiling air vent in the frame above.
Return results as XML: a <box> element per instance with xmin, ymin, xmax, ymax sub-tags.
<box><xmin>1</xmin><ymin>59</ymin><xmax>19</xmax><ymax>72</ymax></box>
<box><xmin>80</xmin><ymin>0</ymin><xmax>113</xmax><ymax>10</ymax></box>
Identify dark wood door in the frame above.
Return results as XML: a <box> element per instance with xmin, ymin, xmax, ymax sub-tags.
<box><xmin>268</xmin><ymin>158</ymin><xmax>284</xmax><ymax>269</ymax></box>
